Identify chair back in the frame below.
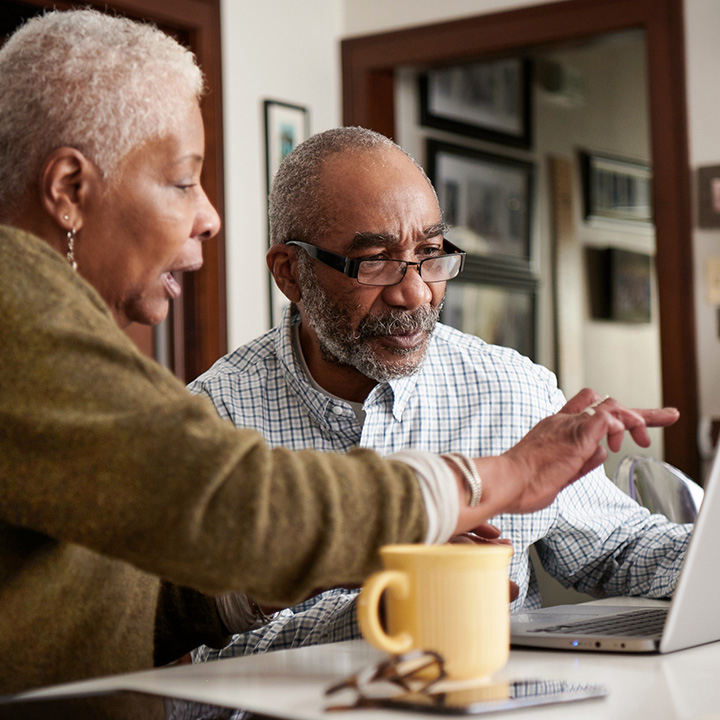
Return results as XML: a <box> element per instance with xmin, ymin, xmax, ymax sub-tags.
<box><xmin>613</xmin><ymin>455</ymin><xmax>704</xmax><ymax>523</ymax></box>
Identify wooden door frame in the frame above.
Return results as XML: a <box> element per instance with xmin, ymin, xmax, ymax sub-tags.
<box><xmin>342</xmin><ymin>0</ymin><xmax>699</xmax><ymax>479</ymax></box>
<box><xmin>11</xmin><ymin>0</ymin><xmax>226</xmax><ymax>382</ymax></box>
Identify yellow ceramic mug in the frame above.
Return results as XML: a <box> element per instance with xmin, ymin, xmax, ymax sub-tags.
<box><xmin>357</xmin><ymin>544</ymin><xmax>513</xmax><ymax>680</ymax></box>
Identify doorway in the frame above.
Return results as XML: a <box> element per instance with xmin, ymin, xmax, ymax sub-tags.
<box><xmin>395</xmin><ymin>30</ymin><xmax>659</xmax><ymax>480</ymax></box>
<box><xmin>341</xmin><ymin>0</ymin><xmax>699</xmax><ymax>479</ymax></box>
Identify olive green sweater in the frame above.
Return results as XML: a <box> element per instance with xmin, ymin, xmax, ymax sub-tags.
<box><xmin>0</xmin><ymin>225</ymin><xmax>427</xmax><ymax>694</ymax></box>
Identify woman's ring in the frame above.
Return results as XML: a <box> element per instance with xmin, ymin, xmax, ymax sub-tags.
<box><xmin>583</xmin><ymin>395</ymin><xmax>610</xmax><ymax>415</ymax></box>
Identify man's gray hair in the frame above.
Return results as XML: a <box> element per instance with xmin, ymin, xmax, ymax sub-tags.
<box><xmin>268</xmin><ymin>126</ymin><xmax>439</xmax><ymax>246</ymax></box>
<box><xmin>0</xmin><ymin>8</ymin><xmax>204</xmax><ymax>218</ymax></box>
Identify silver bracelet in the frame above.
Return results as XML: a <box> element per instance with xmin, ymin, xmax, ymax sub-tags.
<box><xmin>441</xmin><ymin>452</ymin><xmax>482</xmax><ymax>507</ymax></box>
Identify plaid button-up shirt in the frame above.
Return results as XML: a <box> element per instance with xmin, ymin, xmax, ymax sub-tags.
<box><xmin>188</xmin><ymin>306</ymin><xmax>690</xmax><ymax>661</ymax></box>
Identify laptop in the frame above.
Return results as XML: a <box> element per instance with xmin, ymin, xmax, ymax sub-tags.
<box><xmin>510</xmin><ymin>446</ymin><xmax>720</xmax><ymax>654</ymax></box>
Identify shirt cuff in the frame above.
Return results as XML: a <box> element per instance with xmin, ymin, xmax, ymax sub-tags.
<box><xmin>389</xmin><ymin>449</ymin><xmax>458</xmax><ymax>544</ymax></box>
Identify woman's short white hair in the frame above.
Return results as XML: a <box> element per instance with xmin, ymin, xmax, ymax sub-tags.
<box><xmin>0</xmin><ymin>8</ymin><xmax>204</xmax><ymax>217</ymax></box>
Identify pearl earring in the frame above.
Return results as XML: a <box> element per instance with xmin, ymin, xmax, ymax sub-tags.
<box><xmin>63</xmin><ymin>216</ymin><xmax>77</xmax><ymax>271</ymax></box>
<box><xmin>66</xmin><ymin>228</ymin><xmax>78</xmax><ymax>271</ymax></box>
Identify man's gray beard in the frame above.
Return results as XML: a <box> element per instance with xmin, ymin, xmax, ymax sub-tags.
<box><xmin>296</xmin><ymin>254</ymin><xmax>441</xmax><ymax>382</ymax></box>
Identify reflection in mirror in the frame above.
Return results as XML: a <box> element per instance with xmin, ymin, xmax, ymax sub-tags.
<box><xmin>396</xmin><ymin>30</ymin><xmax>660</xmax><ymax>478</ymax></box>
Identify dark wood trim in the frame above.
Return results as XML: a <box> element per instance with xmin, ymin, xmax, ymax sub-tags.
<box><xmin>9</xmin><ymin>0</ymin><xmax>227</xmax><ymax>382</ymax></box>
<box><xmin>643</xmin><ymin>0</ymin><xmax>698</xmax><ymax>480</ymax></box>
<box><xmin>342</xmin><ymin>0</ymin><xmax>700</xmax><ymax>479</ymax></box>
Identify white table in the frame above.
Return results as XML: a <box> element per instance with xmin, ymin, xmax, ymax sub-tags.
<box><xmin>20</xmin><ymin>636</ymin><xmax>720</xmax><ymax>719</ymax></box>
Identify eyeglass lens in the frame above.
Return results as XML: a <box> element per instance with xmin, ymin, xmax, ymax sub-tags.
<box><xmin>357</xmin><ymin>254</ymin><xmax>463</xmax><ymax>286</ymax></box>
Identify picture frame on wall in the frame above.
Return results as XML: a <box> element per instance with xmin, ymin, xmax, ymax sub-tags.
<box><xmin>442</xmin><ymin>274</ymin><xmax>537</xmax><ymax>360</ymax></box>
<box><xmin>426</xmin><ymin>139</ymin><xmax>534</xmax><ymax>262</ymax></box>
<box><xmin>264</xmin><ymin>100</ymin><xmax>309</xmax><ymax>326</ymax></box>
<box><xmin>580</xmin><ymin>151</ymin><xmax>653</xmax><ymax>224</ymax></box>
<box><xmin>586</xmin><ymin>247</ymin><xmax>652</xmax><ymax>323</ymax></box>
<box><xmin>264</xmin><ymin>99</ymin><xmax>309</xmax><ymax>192</ymax></box>
<box><xmin>419</xmin><ymin>58</ymin><xmax>532</xmax><ymax>149</ymax></box>
<box><xmin>697</xmin><ymin>164</ymin><xmax>720</xmax><ymax>228</ymax></box>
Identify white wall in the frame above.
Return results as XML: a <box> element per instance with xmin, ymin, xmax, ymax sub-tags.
<box><xmin>220</xmin><ymin>0</ymin><xmax>342</xmax><ymax>349</ymax></box>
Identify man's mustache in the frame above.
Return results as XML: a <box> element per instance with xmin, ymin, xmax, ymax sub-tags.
<box><xmin>356</xmin><ymin>304</ymin><xmax>441</xmax><ymax>339</ymax></box>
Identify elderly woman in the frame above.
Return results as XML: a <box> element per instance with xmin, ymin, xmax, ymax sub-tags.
<box><xmin>0</xmin><ymin>8</ymin><xmax>676</xmax><ymax>695</ymax></box>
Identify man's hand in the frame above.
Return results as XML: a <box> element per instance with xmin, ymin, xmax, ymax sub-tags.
<box><xmin>454</xmin><ymin>389</ymin><xmax>679</xmax><ymax>532</ymax></box>
<box><xmin>449</xmin><ymin>523</ymin><xmax>519</xmax><ymax>602</ymax></box>
<box><xmin>449</xmin><ymin>521</ymin><xmax>508</xmax><ymax>546</ymax></box>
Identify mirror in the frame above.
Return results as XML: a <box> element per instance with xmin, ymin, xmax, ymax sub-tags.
<box><xmin>395</xmin><ymin>30</ymin><xmax>659</xmax><ymax>479</ymax></box>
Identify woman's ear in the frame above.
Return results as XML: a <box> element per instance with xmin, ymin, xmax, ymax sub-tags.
<box><xmin>39</xmin><ymin>147</ymin><xmax>99</xmax><ymax>230</ymax></box>
<box><xmin>267</xmin><ymin>244</ymin><xmax>302</xmax><ymax>303</ymax></box>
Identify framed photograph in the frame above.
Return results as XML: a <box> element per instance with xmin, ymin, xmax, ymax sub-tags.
<box><xmin>264</xmin><ymin>100</ymin><xmax>309</xmax><ymax>192</ymax></box>
<box><xmin>427</xmin><ymin>139</ymin><xmax>533</xmax><ymax>261</ymax></box>
<box><xmin>264</xmin><ymin>100</ymin><xmax>309</xmax><ymax>326</ymax></box>
<box><xmin>419</xmin><ymin>58</ymin><xmax>532</xmax><ymax>148</ymax></box>
<box><xmin>443</xmin><ymin>277</ymin><xmax>536</xmax><ymax>360</ymax></box>
<box><xmin>580</xmin><ymin>152</ymin><xmax>652</xmax><ymax>224</ymax></box>
<box><xmin>697</xmin><ymin>164</ymin><xmax>720</xmax><ymax>228</ymax></box>
<box><xmin>586</xmin><ymin>247</ymin><xmax>652</xmax><ymax>323</ymax></box>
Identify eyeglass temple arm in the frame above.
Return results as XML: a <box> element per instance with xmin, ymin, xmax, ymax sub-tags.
<box><xmin>286</xmin><ymin>240</ymin><xmax>361</xmax><ymax>276</ymax></box>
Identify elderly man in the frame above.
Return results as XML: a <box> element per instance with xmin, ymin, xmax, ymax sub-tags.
<box><xmin>188</xmin><ymin>127</ymin><xmax>689</xmax><ymax>660</ymax></box>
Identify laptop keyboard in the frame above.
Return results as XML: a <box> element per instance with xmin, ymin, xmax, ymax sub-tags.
<box><xmin>530</xmin><ymin>607</ymin><xmax>669</xmax><ymax>637</ymax></box>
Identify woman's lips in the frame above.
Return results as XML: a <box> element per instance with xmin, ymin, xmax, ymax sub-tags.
<box><xmin>163</xmin><ymin>262</ymin><xmax>202</xmax><ymax>299</ymax></box>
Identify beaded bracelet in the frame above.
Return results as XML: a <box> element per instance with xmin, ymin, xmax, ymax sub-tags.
<box><xmin>441</xmin><ymin>452</ymin><xmax>482</xmax><ymax>507</ymax></box>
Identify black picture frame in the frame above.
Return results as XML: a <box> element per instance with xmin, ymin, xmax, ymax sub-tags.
<box><xmin>426</xmin><ymin>139</ymin><xmax>534</xmax><ymax>262</ymax></box>
<box><xmin>264</xmin><ymin>99</ymin><xmax>309</xmax><ymax>192</ymax></box>
<box><xmin>263</xmin><ymin>100</ymin><xmax>309</xmax><ymax>326</ymax></box>
<box><xmin>586</xmin><ymin>247</ymin><xmax>652</xmax><ymax>323</ymax></box>
<box><xmin>419</xmin><ymin>58</ymin><xmax>532</xmax><ymax>149</ymax></box>
<box><xmin>580</xmin><ymin>151</ymin><xmax>653</xmax><ymax>224</ymax></box>
<box><xmin>697</xmin><ymin>164</ymin><xmax>720</xmax><ymax>228</ymax></box>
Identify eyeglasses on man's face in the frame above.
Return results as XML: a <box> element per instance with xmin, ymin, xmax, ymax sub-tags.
<box><xmin>285</xmin><ymin>238</ymin><xmax>466</xmax><ymax>287</ymax></box>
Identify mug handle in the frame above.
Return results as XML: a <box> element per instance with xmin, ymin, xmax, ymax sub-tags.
<box><xmin>357</xmin><ymin>569</ymin><xmax>413</xmax><ymax>655</ymax></box>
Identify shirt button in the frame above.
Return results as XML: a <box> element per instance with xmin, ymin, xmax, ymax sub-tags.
<box><xmin>331</xmin><ymin>406</ymin><xmax>344</xmax><ymax>415</ymax></box>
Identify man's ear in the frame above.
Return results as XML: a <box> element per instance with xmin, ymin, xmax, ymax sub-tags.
<box><xmin>39</xmin><ymin>147</ymin><xmax>98</xmax><ymax>230</ymax></box>
<box><xmin>267</xmin><ymin>244</ymin><xmax>302</xmax><ymax>303</ymax></box>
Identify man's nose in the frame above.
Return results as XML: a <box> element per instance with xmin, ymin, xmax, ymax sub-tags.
<box><xmin>381</xmin><ymin>263</ymin><xmax>433</xmax><ymax>309</ymax></box>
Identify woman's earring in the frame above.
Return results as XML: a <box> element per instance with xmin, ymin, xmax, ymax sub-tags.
<box><xmin>66</xmin><ymin>227</ymin><xmax>78</xmax><ymax>271</ymax></box>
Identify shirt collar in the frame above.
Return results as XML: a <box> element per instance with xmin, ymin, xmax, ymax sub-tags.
<box><xmin>274</xmin><ymin>305</ymin><xmax>360</xmax><ymax>432</ymax></box>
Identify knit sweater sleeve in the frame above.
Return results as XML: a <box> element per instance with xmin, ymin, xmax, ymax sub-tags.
<box><xmin>0</xmin><ymin>227</ymin><xmax>428</xmax><ymax>607</ymax></box>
